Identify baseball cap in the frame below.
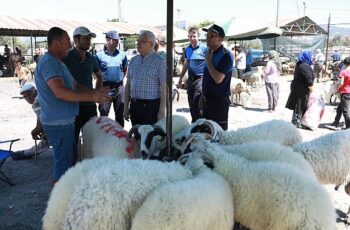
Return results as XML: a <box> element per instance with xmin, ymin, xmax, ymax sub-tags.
<box><xmin>202</xmin><ymin>24</ymin><xmax>225</xmax><ymax>38</ymax></box>
<box><xmin>20</xmin><ymin>83</ymin><xmax>35</xmax><ymax>94</ymax></box>
<box><xmin>104</xmin><ymin>30</ymin><xmax>120</xmax><ymax>40</ymax></box>
<box><xmin>73</xmin><ymin>26</ymin><xmax>96</xmax><ymax>38</ymax></box>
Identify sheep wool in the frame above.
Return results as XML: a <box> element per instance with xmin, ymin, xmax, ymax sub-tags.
<box><xmin>81</xmin><ymin>116</ymin><xmax>139</xmax><ymax>159</ymax></box>
<box><xmin>43</xmin><ymin>157</ymin><xmax>118</xmax><ymax>230</ymax></box>
<box><xmin>293</xmin><ymin>130</ymin><xmax>350</xmax><ymax>187</ymax></box>
<box><xmin>131</xmin><ymin>168</ymin><xmax>234</xmax><ymax>230</ymax></box>
<box><xmin>219</xmin><ymin>119</ymin><xmax>302</xmax><ymax>146</ymax></box>
<box><xmin>184</xmin><ymin>134</ymin><xmax>336</xmax><ymax>230</ymax></box>
<box><xmin>221</xmin><ymin>140</ymin><xmax>317</xmax><ymax>180</ymax></box>
<box><xmin>62</xmin><ymin>159</ymin><xmax>193</xmax><ymax>230</ymax></box>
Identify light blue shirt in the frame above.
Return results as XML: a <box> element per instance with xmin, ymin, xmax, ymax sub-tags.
<box><xmin>127</xmin><ymin>52</ymin><xmax>166</xmax><ymax>99</ymax></box>
<box><xmin>35</xmin><ymin>52</ymin><xmax>78</xmax><ymax>125</ymax></box>
<box><xmin>96</xmin><ymin>48</ymin><xmax>127</xmax><ymax>83</ymax></box>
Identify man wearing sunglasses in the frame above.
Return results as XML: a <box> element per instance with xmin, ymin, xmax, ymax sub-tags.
<box><xmin>202</xmin><ymin>24</ymin><xmax>233</xmax><ymax>130</ymax></box>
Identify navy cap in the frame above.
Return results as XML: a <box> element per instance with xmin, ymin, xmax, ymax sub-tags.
<box><xmin>104</xmin><ymin>30</ymin><xmax>120</xmax><ymax>40</ymax></box>
<box><xmin>203</xmin><ymin>24</ymin><xmax>225</xmax><ymax>38</ymax></box>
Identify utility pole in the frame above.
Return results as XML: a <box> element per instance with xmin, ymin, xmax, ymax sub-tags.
<box><xmin>118</xmin><ymin>0</ymin><xmax>122</xmax><ymax>22</ymax></box>
<box><xmin>274</xmin><ymin>0</ymin><xmax>280</xmax><ymax>49</ymax></box>
<box><xmin>325</xmin><ymin>13</ymin><xmax>331</xmax><ymax>73</ymax></box>
<box><xmin>303</xmin><ymin>2</ymin><xmax>306</xmax><ymax>16</ymax></box>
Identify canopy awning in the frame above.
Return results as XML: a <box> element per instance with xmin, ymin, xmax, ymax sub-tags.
<box><xmin>226</xmin><ymin>26</ymin><xmax>283</xmax><ymax>41</ymax></box>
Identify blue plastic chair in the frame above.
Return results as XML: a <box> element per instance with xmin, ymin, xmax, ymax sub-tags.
<box><xmin>0</xmin><ymin>139</ymin><xmax>20</xmax><ymax>185</ymax></box>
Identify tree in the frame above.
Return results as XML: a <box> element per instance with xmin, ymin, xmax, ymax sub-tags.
<box><xmin>191</xmin><ymin>19</ymin><xmax>214</xmax><ymax>29</ymax></box>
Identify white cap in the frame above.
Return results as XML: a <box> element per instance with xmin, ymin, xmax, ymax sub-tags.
<box><xmin>20</xmin><ymin>83</ymin><xmax>35</xmax><ymax>94</ymax></box>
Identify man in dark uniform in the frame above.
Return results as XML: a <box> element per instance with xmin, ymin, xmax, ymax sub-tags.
<box><xmin>177</xmin><ymin>27</ymin><xmax>207</xmax><ymax>123</ymax></box>
<box><xmin>202</xmin><ymin>24</ymin><xmax>233</xmax><ymax>130</ymax></box>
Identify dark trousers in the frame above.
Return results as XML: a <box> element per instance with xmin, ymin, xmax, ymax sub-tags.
<box><xmin>98</xmin><ymin>82</ymin><xmax>124</xmax><ymax>127</ymax></box>
<box><xmin>203</xmin><ymin>96</ymin><xmax>230</xmax><ymax>130</ymax></box>
<box><xmin>335</xmin><ymin>94</ymin><xmax>350</xmax><ymax>128</ymax></box>
<box><xmin>74</xmin><ymin>104</ymin><xmax>97</xmax><ymax>164</ymax></box>
<box><xmin>187</xmin><ymin>77</ymin><xmax>203</xmax><ymax>123</ymax></box>
<box><xmin>130</xmin><ymin>98</ymin><xmax>160</xmax><ymax>126</ymax></box>
<box><xmin>237</xmin><ymin>69</ymin><xmax>246</xmax><ymax>80</ymax></box>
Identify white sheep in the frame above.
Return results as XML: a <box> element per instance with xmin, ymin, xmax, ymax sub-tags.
<box><xmin>293</xmin><ymin>130</ymin><xmax>350</xmax><ymax>189</ymax></box>
<box><xmin>221</xmin><ymin>141</ymin><xmax>317</xmax><ymax>180</ymax></box>
<box><xmin>128</xmin><ymin>114</ymin><xmax>190</xmax><ymax>159</ymax></box>
<box><xmin>44</xmin><ymin>157</ymin><xmax>193</xmax><ymax>230</ymax></box>
<box><xmin>174</xmin><ymin>119</ymin><xmax>302</xmax><ymax>147</ymax></box>
<box><xmin>131</xmin><ymin>162</ymin><xmax>234</xmax><ymax>230</ymax></box>
<box><xmin>81</xmin><ymin>116</ymin><xmax>140</xmax><ymax>159</ymax></box>
<box><xmin>43</xmin><ymin>157</ymin><xmax>119</xmax><ymax>230</ymax></box>
<box><xmin>230</xmin><ymin>78</ymin><xmax>245</xmax><ymax>104</ymax></box>
<box><xmin>180</xmin><ymin>133</ymin><xmax>336</xmax><ymax>230</ymax></box>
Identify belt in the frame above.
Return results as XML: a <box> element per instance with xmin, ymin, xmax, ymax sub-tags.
<box><xmin>131</xmin><ymin>98</ymin><xmax>160</xmax><ymax>104</ymax></box>
<box><xmin>189</xmin><ymin>75</ymin><xmax>203</xmax><ymax>81</ymax></box>
<box><xmin>103</xmin><ymin>81</ymin><xmax>123</xmax><ymax>88</ymax></box>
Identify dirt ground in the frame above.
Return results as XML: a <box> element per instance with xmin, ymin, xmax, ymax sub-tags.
<box><xmin>0</xmin><ymin>75</ymin><xmax>350</xmax><ymax>229</ymax></box>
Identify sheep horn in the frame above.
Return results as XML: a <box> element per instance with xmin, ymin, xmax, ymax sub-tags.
<box><xmin>191</xmin><ymin>121</ymin><xmax>217</xmax><ymax>140</ymax></box>
<box><xmin>128</xmin><ymin>125</ymin><xmax>140</xmax><ymax>139</ymax></box>
<box><xmin>152</xmin><ymin>124</ymin><xmax>166</xmax><ymax>137</ymax></box>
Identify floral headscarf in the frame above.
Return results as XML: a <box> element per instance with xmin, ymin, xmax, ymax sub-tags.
<box><xmin>298</xmin><ymin>50</ymin><xmax>313</xmax><ymax>65</ymax></box>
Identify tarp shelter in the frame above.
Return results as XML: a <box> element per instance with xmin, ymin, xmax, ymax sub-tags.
<box><xmin>226</xmin><ymin>26</ymin><xmax>284</xmax><ymax>41</ymax></box>
<box><xmin>0</xmin><ymin>15</ymin><xmax>161</xmax><ymax>60</ymax></box>
<box><xmin>262</xmin><ymin>16</ymin><xmax>328</xmax><ymax>59</ymax></box>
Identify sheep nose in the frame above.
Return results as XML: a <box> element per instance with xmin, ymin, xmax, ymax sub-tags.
<box><xmin>140</xmin><ymin>150</ymin><xmax>148</xmax><ymax>159</ymax></box>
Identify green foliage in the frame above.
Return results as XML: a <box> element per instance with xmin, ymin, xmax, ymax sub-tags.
<box><xmin>0</xmin><ymin>36</ymin><xmax>29</xmax><ymax>52</ymax></box>
<box><xmin>107</xmin><ymin>18</ymin><xmax>119</xmax><ymax>22</ymax></box>
<box><xmin>330</xmin><ymin>34</ymin><xmax>350</xmax><ymax>46</ymax></box>
<box><xmin>191</xmin><ymin>19</ymin><xmax>214</xmax><ymax>29</ymax></box>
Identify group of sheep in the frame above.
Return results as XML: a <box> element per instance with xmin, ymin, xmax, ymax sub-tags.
<box><xmin>43</xmin><ymin>115</ymin><xmax>350</xmax><ymax>229</ymax></box>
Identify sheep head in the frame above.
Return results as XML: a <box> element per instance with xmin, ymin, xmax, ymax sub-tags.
<box><xmin>177</xmin><ymin>133</ymin><xmax>214</xmax><ymax>170</ymax></box>
<box><xmin>128</xmin><ymin>124</ymin><xmax>166</xmax><ymax>159</ymax></box>
<box><xmin>173</xmin><ymin>118</ymin><xmax>222</xmax><ymax>149</ymax></box>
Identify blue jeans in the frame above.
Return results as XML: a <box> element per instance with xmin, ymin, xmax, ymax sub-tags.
<box><xmin>43</xmin><ymin>123</ymin><xmax>75</xmax><ymax>181</ymax></box>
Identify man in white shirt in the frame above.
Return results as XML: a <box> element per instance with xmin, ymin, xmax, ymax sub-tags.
<box><xmin>236</xmin><ymin>45</ymin><xmax>246</xmax><ymax>80</ymax></box>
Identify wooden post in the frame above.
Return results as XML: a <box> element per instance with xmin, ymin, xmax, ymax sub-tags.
<box><xmin>166</xmin><ymin>0</ymin><xmax>174</xmax><ymax>159</ymax></box>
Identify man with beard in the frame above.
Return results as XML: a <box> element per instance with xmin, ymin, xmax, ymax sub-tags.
<box><xmin>63</xmin><ymin>26</ymin><xmax>103</xmax><ymax>164</ymax></box>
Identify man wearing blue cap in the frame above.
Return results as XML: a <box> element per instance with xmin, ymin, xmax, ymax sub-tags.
<box><xmin>63</xmin><ymin>26</ymin><xmax>103</xmax><ymax>164</ymax></box>
<box><xmin>202</xmin><ymin>24</ymin><xmax>233</xmax><ymax>130</ymax></box>
<box><xmin>96</xmin><ymin>30</ymin><xmax>128</xmax><ymax>127</ymax></box>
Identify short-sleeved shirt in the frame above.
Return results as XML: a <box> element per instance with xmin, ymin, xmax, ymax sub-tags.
<box><xmin>63</xmin><ymin>48</ymin><xmax>100</xmax><ymax>89</ymax></box>
<box><xmin>32</xmin><ymin>96</ymin><xmax>41</xmax><ymax>117</ymax></box>
<box><xmin>185</xmin><ymin>43</ymin><xmax>207</xmax><ymax>78</ymax></box>
<box><xmin>236</xmin><ymin>51</ymin><xmax>246</xmax><ymax>70</ymax></box>
<box><xmin>96</xmin><ymin>48</ymin><xmax>127</xmax><ymax>83</ymax></box>
<box><xmin>127</xmin><ymin>52</ymin><xmax>166</xmax><ymax>99</ymax></box>
<box><xmin>35</xmin><ymin>52</ymin><xmax>78</xmax><ymax>125</ymax></box>
<box><xmin>63</xmin><ymin>48</ymin><xmax>100</xmax><ymax>106</ymax></box>
<box><xmin>339</xmin><ymin>68</ymin><xmax>350</xmax><ymax>94</ymax></box>
<box><xmin>202</xmin><ymin>45</ymin><xmax>233</xmax><ymax>97</ymax></box>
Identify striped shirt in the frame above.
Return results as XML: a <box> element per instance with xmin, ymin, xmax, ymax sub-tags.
<box><xmin>32</xmin><ymin>96</ymin><xmax>41</xmax><ymax>117</ymax></box>
<box><xmin>127</xmin><ymin>52</ymin><xmax>166</xmax><ymax>99</ymax></box>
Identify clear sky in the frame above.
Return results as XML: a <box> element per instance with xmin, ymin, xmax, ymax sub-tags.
<box><xmin>2</xmin><ymin>0</ymin><xmax>350</xmax><ymax>27</ymax></box>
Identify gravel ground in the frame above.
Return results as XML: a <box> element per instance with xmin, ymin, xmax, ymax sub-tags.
<box><xmin>0</xmin><ymin>75</ymin><xmax>349</xmax><ymax>229</ymax></box>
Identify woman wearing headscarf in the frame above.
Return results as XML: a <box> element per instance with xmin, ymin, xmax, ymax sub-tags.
<box><xmin>285</xmin><ymin>50</ymin><xmax>315</xmax><ymax>128</ymax></box>
<box><xmin>263</xmin><ymin>50</ymin><xmax>281</xmax><ymax>112</ymax></box>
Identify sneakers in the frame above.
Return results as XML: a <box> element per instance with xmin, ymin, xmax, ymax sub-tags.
<box><xmin>11</xmin><ymin>151</ymin><xmax>33</xmax><ymax>161</ymax></box>
<box><xmin>325</xmin><ymin>122</ymin><xmax>342</xmax><ymax>131</ymax></box>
